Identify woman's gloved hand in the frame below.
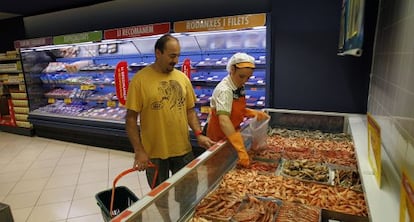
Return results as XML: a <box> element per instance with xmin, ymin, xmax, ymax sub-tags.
<box><xmin>245</xmin><ymin>108</ymin><xmax>270</xmax><ymax>121</ymax></box>
<box><xmin>227</xmin><ymin>131</ymin><xmax>250</xmax><ymax>167</ymax></box>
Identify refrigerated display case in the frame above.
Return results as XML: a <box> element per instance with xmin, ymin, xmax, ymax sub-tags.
<box><xmin>20</xmin><ymin>39</ymin><xmax>143</xmax><ymax>150</ymax></box>
<box><xmin>19</xmin><ymin>26</ymin><xmax>267</xmax><ymax>151</ymax></box>
<box><xmin>111</xmin><ymin>109</ymin><xmax>382</xmax><ymax>222</ymax></box>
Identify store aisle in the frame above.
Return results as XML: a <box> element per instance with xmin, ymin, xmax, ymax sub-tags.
<box><xmin>0</xmin><ymin>131</ymin><xmax>151</xmax><ymax>222</ymax></box>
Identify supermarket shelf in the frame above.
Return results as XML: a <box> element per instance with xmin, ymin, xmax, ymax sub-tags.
<box><xmin>29</xmin><ymin>112</ymin><xmax>132</xmax><ymax>152</ymax></box>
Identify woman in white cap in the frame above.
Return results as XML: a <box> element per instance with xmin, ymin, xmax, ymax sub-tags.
<box><xmin>206</xmin><ymin>52</ymin><xmax>269</xmax><ymax>167</ymax></box>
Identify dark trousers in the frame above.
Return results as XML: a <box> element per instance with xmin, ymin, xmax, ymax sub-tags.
<box><xmin>146</xmin><ymin>152</ymin><xmax>198</xmax><ymax>221</ymax></box>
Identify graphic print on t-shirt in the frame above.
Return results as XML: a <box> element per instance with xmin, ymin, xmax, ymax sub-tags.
<box><xmin>151</xmin><ymin>80</ymin><xmax>185</xmax><ymax>110</ymax></box>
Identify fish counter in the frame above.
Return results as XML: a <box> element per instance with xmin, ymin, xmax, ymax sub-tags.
<box><xmin>111</xmin><ymin>109</ymin><xmax>398</xmax><ymax>222</ymax></box>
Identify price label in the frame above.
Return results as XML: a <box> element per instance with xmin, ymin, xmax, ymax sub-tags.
<box><xmin>48</xmin><ymin>98</ymin><xmax>55</xmax><ymax>104</ymax></box>
<box><xmin>64</xmin><ymin>98</ymin><xmax>72</xmax><ymax>104</ymax></box>
<box><xmin>200</xmin><ymin>106</ymin><xmax>211</xmax><ymax>114</ymax></box>
<box><xmin>80</xmin><ymin>84</ymin><xmax>96</xmax><ymax>90</ymax></box>
<box><xmin>107</xmin><ymin>100</ymin><xmax>116</xmax><ymax>107</ymax></box>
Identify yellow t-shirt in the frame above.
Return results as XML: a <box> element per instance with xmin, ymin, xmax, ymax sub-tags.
<box><xmin>126</xmin><ymin>66</ymin><xmax>196</xmax><ymax>159</ymax></box>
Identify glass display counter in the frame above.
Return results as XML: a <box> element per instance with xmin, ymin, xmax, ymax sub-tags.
<box><xmin>111</xmin><ymin>109</ymin><xmax>382</xmax><ymax>222</ymax></box>
<box><xmin>111</xmin><ymin>140</ymin><xmax>237</xmax><ymax>222</ymax></box>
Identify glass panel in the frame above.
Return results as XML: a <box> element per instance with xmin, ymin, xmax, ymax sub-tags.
<box><xmin>125</xmin><ymin>143</ymin><xmax>238</xmax><ymax>222</ymax></box>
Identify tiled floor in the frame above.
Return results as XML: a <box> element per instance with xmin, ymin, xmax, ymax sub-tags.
<box><xmin>0</xmin><ymin>131</ymin><xmax>151</xmax><ymax>222</ymax></box>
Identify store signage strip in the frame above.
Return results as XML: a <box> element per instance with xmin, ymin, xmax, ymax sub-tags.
<box><xmin>174</xmin><ymin>13</ymin><xmax>266</xmax><ymax>32</ymax></box>
<box><xmin>104</xmin><ymin>22</ymin><xmax>170</xmax><ymax>39</ymax></box>
<box><xmin>400</xmin><ymin>171</ymin><xmax>414</xmax><ymax>222</ymax></box>
<box><xmin>14</xmin><ymin>37</ymin><xmax>53</xmax><ymax>49</ymax></box>
<box><xmin>367</xmin><ymin>113</ymin><xmax>382</xmax><ymax>188</ymax></box>
<box><xmin>53</xmin><ymin>31</ymin><xmax>102</xmax><ymax>45</ymax></box>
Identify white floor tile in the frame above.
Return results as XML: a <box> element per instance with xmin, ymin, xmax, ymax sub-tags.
<box><xmin>78</xmin><ymin>169</ymin><xmax>108</xmax><ymax>185</ymax></box>
<box><xmin>37</xmin><ymin>186</ymin><xmax>76</xmax><ymax>205</ymax></box>
<box><xmin>0</xmin><ymin>170</ymin><xmax>25</xmax><ymax>183</ymax></box>
<box><xmin>26</xmin><ymin>201</ymin><xmax>71</xmax><ymax>222</ymax></box>
<box><xmin>0</xmin><ymin>182</ymin><xmax>16</xmax><ymax>196</ymax></box>
<box><xmin>45</xmin><ymin>173</ymin><xmax>79</xmax><ymax>189</ymax></box>
<box><xmin>0</xmin><ymin>157</ymin><xmax>12</xmax><ymax>165</ymax></box>
<box><xmin>4</xmin><ymin>191</ymin><xmax>41</xmax><ymax>209</ymax></box>
<box><xmin>109</xmin><ymin>157</ymin><xmax>134</xmax><ymax>171</ymax></box>
<box><xmin>26</xmin><ymin>140</ymin><xmax>49</xmax><ymax>150</ymax></box>
<box><xmin>61</xmin><ymin>149</ymin><xmax>86</xmax><ymax>160</ymax></box>
<box><xmin>81</xmin><ymin>161</ymin><xmax>108</xmax><ymax>172</ymax></box>
<box><xmin>21</xmin><ymin>167</ymin><xmax>54</xmax><ymax>180</ymax></box>
<box><xmin>74</xmin><ymin>181</ymin><xmax>107</xmax><ymax>200</ymax></box>
<box><xmin>68</xmin><ymin>197</ymin><xmax>101</xmax><ymax>218</ymax></box>
<box><xmin>56</xmin><ymin>156</ymin><xmax>84</xmax><ymax>167</ymax></box>
<box><xmin>30</xmin><ymin>158</ymin><xmax>59</xmax><ymax>169</ymax></box>
<box><xmin>13</xmin><ymin>152</ymin><xmax>40</xmax><ymax>162</ymax></box>
<box><xmin>0</xmin><ymin>132</ymin><xmax>151</xmax><ymax>222</ymax></box>
<box><xmin>66</xmin><ymin>213</ymin><xmax>105</xmax><ymax>222</ymax></box>
<box><xmin>10</xmin><ymin>178</ymin><xmax>48</xmax><ymax>194</ymax></box>
<box><xmin>3</xmin><ymin>160</ymin><xmax>33</xmax><ymax>172</ymax></box>
<box><xmin>53</xmin><ymin>164</ymin><xmax>82</xmax><ymax>177</ymax></box>
<box><xmin>37</xmin><ymin>144</ymin><xmax>66</xmax><ymax>160</ymax></box>
<box><xmin>10</xmin><ymin>207</ymin><xmax>32</xmax><ymax>222</ymax></box>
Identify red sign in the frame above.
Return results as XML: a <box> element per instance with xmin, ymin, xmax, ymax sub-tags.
<box><xmin>104</xmin><ymin>22</ymin><xmax>170</xmax><ymax>39</ymax></box>
<box><xmin>114</xmin><ymin>61</ymin><xmax>129</xmax><ymax>105</ymax></box>
<box><xmin>14</xmin><ymin>37</ymin><xmax>53</xmax><ymax>49</ymax></box>
<box><xmin>181</xmin><ymin>58</ymin><xmax>191</xmax><ymax>79</ymax></box>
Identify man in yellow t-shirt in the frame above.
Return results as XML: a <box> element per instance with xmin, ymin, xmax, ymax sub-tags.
<box><xmin>125</xmin><ymin>34</ymin><xmax>214</xmax><ymax>221</ymax></box>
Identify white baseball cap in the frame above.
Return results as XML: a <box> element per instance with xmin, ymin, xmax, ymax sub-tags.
<box><xmin>226</xmin><ymin>52</ymin><xmax>255</xmax><ymax>72</ymax></box>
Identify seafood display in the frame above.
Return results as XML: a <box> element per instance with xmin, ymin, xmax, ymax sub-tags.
<box><xmin>193</xmin><ymin>169</ymin><xmax>367</xmax><ymax>219</ymax></box>
<box><xmin>194</xmin><ymin>187</ymin><xmax>242</xmax><ymax>220</ymax></box>
<box><xmin>265</xmin><ymin>128</ymin><xmax>357</xmax><ymax>167</ymax></box>
<box><xmin>248</xmin><ymin>160</ymin><xmax>279</xmax><ymax>173</ymax></box>
<box><xmin>249</xmin><ymin>147</ymin><xmax>282</xmax><ymax>160</ymax></box>
<box><xmin>190</xmin><ymin>123</ymin><xmax>368</xmax><ymax>221</ymax></box>
<box><xmin>332</xmin><ymin>168</ymin><xmax>362</xmax><ymax>191</ymax></box>
<box><xmin>276</xmin><ymin>201</ymin><xmax>320</xmax><ymax>222</ymax></box>
<box><xmin>232</xmin><ymin>196</ymin><xmax>280</xmax><ymax>222</ymax></box>
<box><xmin>281</xmin><ymin>159</ymin><xmax>330</xmax><ymax>183</ymax></box>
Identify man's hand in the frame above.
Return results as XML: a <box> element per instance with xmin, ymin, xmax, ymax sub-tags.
<box><xmin>196</xmin><ymin>135</ymin><xmax>216</xmax><ymax>149</ymax></box>
<box><xmin>133</xmin><ymin>150</ymin><xmax>150</xmax><ymax>171</ymax></box>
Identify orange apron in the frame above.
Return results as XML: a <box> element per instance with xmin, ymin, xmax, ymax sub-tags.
<box><xmin>206</xmin><ymin>96</ymin><xmax>246</xmax><ymax>141</ymax></box>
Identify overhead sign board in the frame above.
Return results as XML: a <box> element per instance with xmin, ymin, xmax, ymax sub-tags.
<box><xmin>53</xmin><ymin>31</ymin><xmax>102</xmax><ymax>45</ymax></box>
<box><xmin>14</xmin><ymin>37</ymin><xmax>53</xmax><ymax>49</ymax></box>
<box><xmin>104</xmin><ymin>22</ymin><xmax>170</xmax><ymax>39</ymax></box>
<box><xmin>174</xmin><ymin>13</ymin><xmax>266</xmax><ymax>32</ymax></box>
